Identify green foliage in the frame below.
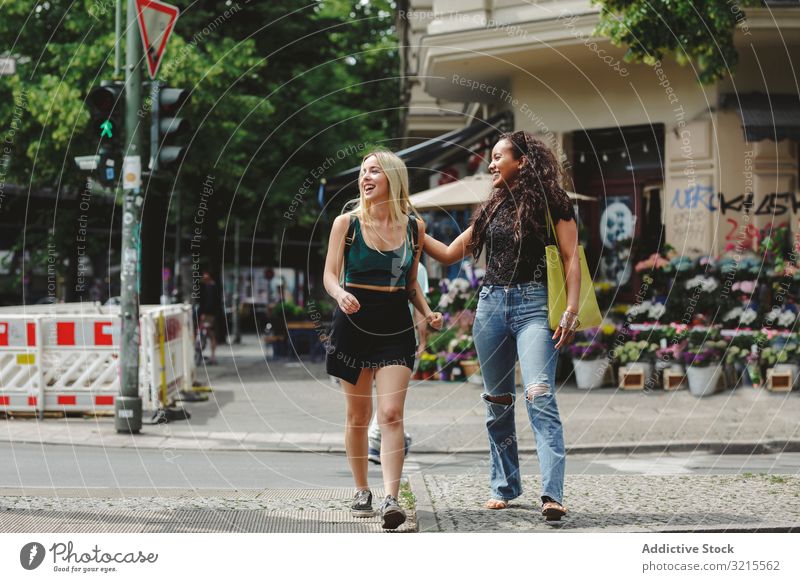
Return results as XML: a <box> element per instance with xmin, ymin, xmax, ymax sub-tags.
<box><xmin>418</xmin><ymin>352</ymin><xmax>437</xmax><ymax>372</ymax></box>
<box><xmin>761</xmin><ymin>343</ymin><xmax>800</xmax><ymax>366</ymax></box>
<box><xmin>613</xmin><ymin>340</ymin><xmax>658</xmax><ymax>364</ymax></box>
<box><xmin>593</xmin><ymin>0</ymin><xmax>761</xmax><ymax>84</ymax></box>
<box><xmin>427</xmin><ymin>327</ymin><xmax>458</xmax><ymax>354</ymax></box>
<box><xmin>0</xmin><ymin>1</ymin><xmax>400</xmax><ymax>295</ymax></box>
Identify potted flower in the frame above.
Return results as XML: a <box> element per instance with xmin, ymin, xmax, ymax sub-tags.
<box><xmin>721</xmin><ymin>330</ymin><xmax>766</xmax><ymax>387</ymax></box>
<box><xmin>683</xmin><ymin>340</ymin><xmax>726</xmax><ymax>397</ymax></box>
<box><xmin>655</xmin><ymin>338</ymin><xmax>686</xmax><ymax>390</ymax></box>
<box><xmin>568</xmin><ymin>340</ymin><xmax>609</xmax><ymax>389</ymax></box>
<box><xmin>683</xmin><ymin>275</ymin><xmax>721</xmax><ymax>318</ymax></box>
<box><xmin>436</xmin><ymin>352</ymin><xmax>461</xmax><ymax>381</ymax></box>
<box><xmin>445</xmin><ymin>333</ymin><xmax>479</xmax><ymax>380</ymax></box>
<box><xmin>613</xmin><ymin>340</ymin><xmax>658</xmax><ymax>388</ymax></box>
<box><xmin>661</xmin><ymin>255</ymin><xmax>695</xmax><ymax>284</ymax></box>
<box><xmin>624</xmin><ymin>301</ymin><xmax>665</xmax><ymax>324</ymax></box>
<box><xmin>764</xmin><ymin>306</ymin><xmax>798</xmax><ymax>332</ymax></box>
<box><xmin>418</xmin><ymin>352</ymin><xmax>438</xmax><ymax>381</ymax></box>
<box><xmin>762</xmin><ymin>338</ymin><xmax>799</xmax><ymax>391</ymax></box>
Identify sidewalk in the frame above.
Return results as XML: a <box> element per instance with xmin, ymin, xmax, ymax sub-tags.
<box><xmin>3</xmin><ymin>474</ymin><xmax>798</xmax><ymax>533</ymax></box>
<box><xmin>1</xmin><ymin>337</ymin><xmax>799</xmax><ymax>455</ymax></box>
<box><xmin>0</xmin><ymin>486</ymin><xmax>416</xmax><ymax>533</ymax></box>
<box><xmin>2</xmin><ymin>337</ymin><xmax>800</xmax><ymax>533</ymax></box>
<box><xmin>410</xmin><ymin>472</ymin><xmax>800</xmax><ymax>532</ymax></box>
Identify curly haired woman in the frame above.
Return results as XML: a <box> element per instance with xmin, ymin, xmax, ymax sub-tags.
<box><xmin>423</xmin><ymin>131</ymin><xmax>580</xmax><ymax>521</ymax></box>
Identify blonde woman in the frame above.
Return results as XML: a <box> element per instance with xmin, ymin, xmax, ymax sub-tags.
<box><xmin>323</xmin><ymin>150</ymin><xmax>443</xmax><ymax>529</ymax></box>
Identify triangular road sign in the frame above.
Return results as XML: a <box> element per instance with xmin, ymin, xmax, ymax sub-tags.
<box><xmin>135</xmin><ymin>0</ymin><xmax>180</xmax><ymax>79</ymax></box>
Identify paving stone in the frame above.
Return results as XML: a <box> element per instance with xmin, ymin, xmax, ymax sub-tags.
<box><xmin>421</xmin><ymin>473</ymin><xmax>800</xmax><ymax>532</ymax></box>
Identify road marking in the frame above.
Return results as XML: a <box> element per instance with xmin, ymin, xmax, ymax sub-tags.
<box><xmin>593</xmin><ymin>457</ymin><xmax>692</xmax><ymax>475</ymax></box>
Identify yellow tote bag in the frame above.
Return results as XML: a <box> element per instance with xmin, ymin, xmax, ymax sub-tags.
<box><xmin>544</xmin><ymin>208</ymin><xmax>602</xmax><ymax>331</ymax></box>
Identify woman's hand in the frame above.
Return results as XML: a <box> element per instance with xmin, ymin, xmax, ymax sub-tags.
<box><xmin>552</xmin><ymin>310</ymin><xmax>578</xmax><ymax>350</ymax></box>
<box><xmin>427</xmin><ymin>311</ymin><xmax>443</xmax><ymax>330</ymax></box>
<box><xmin>335</xmin><ymin>289</ymin><xmax>361</xmax><ymax>314</ymax></box>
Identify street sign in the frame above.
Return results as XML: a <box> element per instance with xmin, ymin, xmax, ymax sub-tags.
<box><xmin>0</xmin><ymin>57</ymin><xmax>16</xmax><ymax>76</ymax></box>
<box><xmin>74</xmin><ymin>155</ymin><xmax>101</xmax><ymax>171</ymax></box>
<box><xmin>135</xmin><ymin>0</ymin><xmax>180</xmax><ymax>80</ymax></box>
<box><xmin>104</xmin><ymin>157</ymin><xmax>116</xmax><ymax>182</ymax></box>
<box><xmin>123</xmin><ymin>155</ymin><xmax>142</xmax><ymax>190</ymax></box>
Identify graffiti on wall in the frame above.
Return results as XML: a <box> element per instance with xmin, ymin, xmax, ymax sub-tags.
<box><xmin>670</xmin><ymin>185</ymin><xmax>797</xmax><ymax>251</ymax></box>
<box><xmin>600</xmin><ymin>197</ymin><xmax>635</xmax><ymax>286</ymax></box>
<box><xmin>671</xmin><ymin>185</ymin><xmax>797</xmax><ymax>215</ymax></box>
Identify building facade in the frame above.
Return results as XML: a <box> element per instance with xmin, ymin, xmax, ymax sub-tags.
<box><xmin>401</xmin><ymin>0</ymin><xmax>800</xmax><ymax>289</ymax></box>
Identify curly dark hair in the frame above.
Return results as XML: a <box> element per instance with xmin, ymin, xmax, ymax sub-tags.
<box><xmin>469</xmin><ymin>131</ymin><xmax>573</xmax><ymax>259</ymax></box>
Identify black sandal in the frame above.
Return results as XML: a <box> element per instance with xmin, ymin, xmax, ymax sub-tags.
<box><xmin>541</xmin><ymin>500</ymin><xmax>567</xmax><ymax>521</ymax></box>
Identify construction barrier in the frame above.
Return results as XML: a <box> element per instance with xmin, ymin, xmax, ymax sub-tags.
<box><xmin>0</xmin><ymin>303</ymin><xmax>195</xmax><ymax>416</ymax></box>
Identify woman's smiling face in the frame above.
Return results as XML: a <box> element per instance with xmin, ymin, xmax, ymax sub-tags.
<box><xmin>488</xmin><ymin>138</ymin><xmax>522</xmax><ymax>189</ymax></box>
<box><xmin>359</xmin><ymin>155</ymin><xmax>389</xmax><ymax>201</ymax></box>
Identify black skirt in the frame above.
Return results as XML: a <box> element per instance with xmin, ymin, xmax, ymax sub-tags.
<box><xmin>325</xmin><ymin>286</ymin><xmax>417</xmax><ymax>384</ymax></box>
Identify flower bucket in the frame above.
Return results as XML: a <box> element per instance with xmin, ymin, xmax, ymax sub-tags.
<box><xmin>460</xmin><ymin>359</ymin><xmax>480</xmax><ymax>378</ymax></box>
<box><xmin>573</xmin><ymin>358</ymin><xmax>609</xmax><ymax>389</ymax></box>
<box><xmin>421</xmin><ymin>369</ymin><xmax>437</xmax><ymax>381</ymax></box>
<box><xmin>686</xmin><ymin>365</ymin><xmax>722</xmax><ymax>397</ymax></box>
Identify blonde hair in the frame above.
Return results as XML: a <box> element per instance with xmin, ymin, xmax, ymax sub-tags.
<box><xmin>345</xmin><ymin>149</ymin><xmax>415</xmax><ymax>226</ymax></box>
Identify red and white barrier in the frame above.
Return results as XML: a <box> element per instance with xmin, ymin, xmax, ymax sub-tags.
<box><xmin>0</xmin><ymin>303</ymin><xmax>195</xmax><ymax>416</ymax></box>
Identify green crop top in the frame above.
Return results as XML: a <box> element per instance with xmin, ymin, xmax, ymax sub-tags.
<box><xmin>344</xmin><ymin>214</ymin><xmax>419</xmax><ymax>288</ymax></box>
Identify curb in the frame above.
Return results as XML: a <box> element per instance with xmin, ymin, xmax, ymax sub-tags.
<box><xmin>407</xmin><ymin>472</ymin><xmax>439</xmax><ymax>533</ymax></box>
<box><xmin>2</xmin><ymin>435</ymin><xmax>799</xmax><ymax>456</ymax></box>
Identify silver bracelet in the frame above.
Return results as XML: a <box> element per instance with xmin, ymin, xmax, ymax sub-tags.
<box><xmin>559</xmin><ymin>311</ymin><xmax>580</xmax><ymax>332</ymax></box>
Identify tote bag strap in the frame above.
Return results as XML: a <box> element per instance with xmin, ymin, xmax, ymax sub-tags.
<box><xmin>543</xmin><ymin>195</ymin><xmax>559</xmax><ymax>249</ymax></box>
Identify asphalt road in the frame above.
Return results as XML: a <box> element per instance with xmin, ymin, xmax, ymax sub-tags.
<box><xmin>2</xmin><ymin>443</ymin><xmax>799</xmax><ymax>489</ymax></box>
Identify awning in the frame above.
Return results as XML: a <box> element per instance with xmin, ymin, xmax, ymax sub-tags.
<box><xmin>722</xmin><ymin>93</ymin><xmax>800</xmax><ymax>142</ymax></box>
<box><xmin>409</xmin><ymin>173</ymin><xmax>595</xmax><ymax>211</ymax></box>
<box><xmin>324</xmin><ymin>111</ymin><xmax>513</xmax><ymax>194</ymax></box>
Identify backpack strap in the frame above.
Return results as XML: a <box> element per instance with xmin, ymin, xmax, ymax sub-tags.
<box><xmin>343</xmin><ymin>214</ymin><xmax>357</xmax><ymax>281</ymax></box>
<box><xmin>345</xmin><ymin>214</ymin><xmax>357</xmax><ymax>248</ymax></box>
<box><xmin>408</xmin><ymin>213</ymin><xmax>420</xmax><ymax>257</ymax></box>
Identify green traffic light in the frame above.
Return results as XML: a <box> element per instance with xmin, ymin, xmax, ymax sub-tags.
<box><xmin>100</xmin><ymin>119</ymin><xmax>113</xmax><ymax>138</ymax></box>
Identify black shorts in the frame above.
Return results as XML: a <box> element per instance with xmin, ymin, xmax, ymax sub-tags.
<box><xmin>325</xmin><ymin>286</ymin><xmax>417</xmax><ymax>385</ymax></box>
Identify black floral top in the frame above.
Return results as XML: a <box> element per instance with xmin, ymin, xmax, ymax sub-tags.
<box><xmin>482</xmin><ymin>196</ymin><xmax>575</xmax><ymax>285</ymax></box>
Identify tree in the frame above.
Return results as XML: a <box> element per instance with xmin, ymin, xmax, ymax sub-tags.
<box><xmin>593</xmin><ymin>0</ymin><xmax>761</xmax><ymax>84</ymax></box>
<box><xmin>0</xmin><ymin>1</ymin><xmax>400</xmax><ymax>304</ymax></box>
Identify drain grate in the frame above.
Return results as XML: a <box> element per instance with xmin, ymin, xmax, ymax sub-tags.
<box><xmin>0</xmin><ymin>490</ymin><xmax>416</xmax><ymax>533</ymax></box>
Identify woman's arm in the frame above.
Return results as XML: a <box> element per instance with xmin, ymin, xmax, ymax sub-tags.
<box><xmin>423</xmin><ymin>225</ymin><xmax>473</xmax><ymax>265</ymax></box>
<box><xmin>323</xmin><ymin>214</ymin><xmax>361</xmax><ymax>314</ymax></box>
<box><xmin>413</xmin><ymin>307</ymin><xmax>429</xmax><ymax>356</ymax></box>
<box><xmin>407</xmin><ymin>219</ymin><xmax>443</xmax><ymax>330</ymax></box>
<box><xmin>552</xmin><ymin>218</ymin><xmax>581</xmax><ymax>349</ymax></box>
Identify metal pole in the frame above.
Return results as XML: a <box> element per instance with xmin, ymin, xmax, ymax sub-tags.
<box><xmin>173</xmin><ymin>186</ymin><xmax>182</xmax><ymax>303</ymax></box>
<box><xmin>116</xmin><ymin>0</ymin><xmax>143</xmax><ymax>433</ymax></box>
<box><xmin>114</xmin><ymin>0</ymin><xmax>121</xmax><ymax>77</ymax></box>
<box><xmin>233</xmin><ymin>218</ymin><xmax>241</xmax><ymax>344</ymax></box>
<box><xmin>149</xmin><ymin>80</ymin><xmax>160</xmax><ymax>173</ymax></box>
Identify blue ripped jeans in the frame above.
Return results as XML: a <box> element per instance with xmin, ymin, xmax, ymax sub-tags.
<box><xmin>473</xmin><ymin>282</ymin><xmax>566</xmax><ymax>505</ymax></box>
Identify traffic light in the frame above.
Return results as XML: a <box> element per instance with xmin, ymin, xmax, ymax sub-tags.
<box><xmin>85</xmin><ymin>80</ymin><xmax>124</xmax><ymax>187</ymax></box>
<box><xmin>150</xmin><ymin>83</ymin><xmax>190</xmax><ymax>172</ymax></box>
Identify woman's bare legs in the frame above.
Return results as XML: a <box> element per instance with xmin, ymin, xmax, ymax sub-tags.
<box><xmin>342</xmin><ymin>368</ymin><xmax>375</xmax><ymax>490</ymax></box>
<box><xmin>375</xmin><ymin>365</ymin><xmax>412</xmax><ymax>497</ymax></box>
